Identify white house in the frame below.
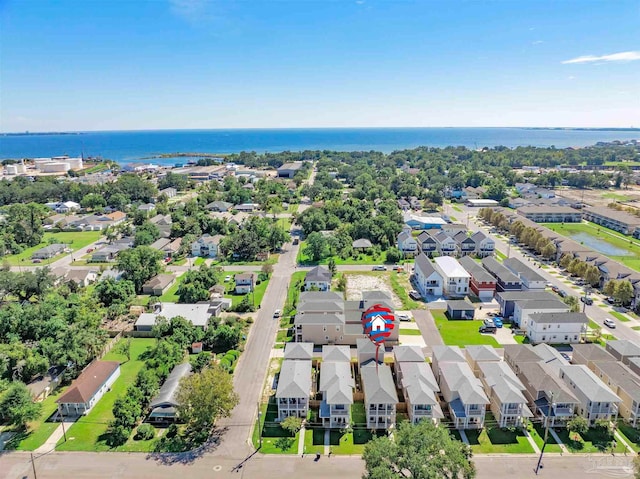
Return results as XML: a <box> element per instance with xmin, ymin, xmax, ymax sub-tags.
<box><xmin>471</xmin><ymin>231</ymin><xmax>495</xmax><ymax>258</ymax></box>
<box><xmin>397</xmin><ymin>230</ymin><xmax>418</xmax><ymax>256</ymax></box>
<box><xmin>361</xmin><ymin>361</ymin><xmax>398</xmax><ymax>430</ymax></box>
<box><xmin>57</xmin><ymin>361</ymin><xmax>120</xmax><ymax>416</ymax></box>
<box><xmin>512</xmin><ymin>299</ymin><xmax>569</xmax><ymax>329</ymax></box>
<box><xmin>413</xmin><ymin>253</ymin><xmax>443</xmax><ymax>297</ymax></box>
<box><xmin>276</xmin><ymin>359</ymin><xmax>312</xmax><ymax>420</ymax></box>
<box><xmin>191</xmin><ymin>234</ymin><xmax>222</xmax><ymax>258</ymax></box>
<box><xmin>433</xmin><ymin>256</ymin><xmax>470</xmax><ymax>297</ymax></box>
<box><xmin>305</xmin><ymin>265</ymin><xmax>332</xmax><ymax>291</ymax></box>
<box><xmin>559</xmin><ymin>365</ymin><xmax>621</xmax><ymax>425</ymax></box>
<box><xmin>503</xmin><ymin>258</ymin><xmax>546</xmax><ymax>291</ymax></box>
<box><xmin>433</xmin><ymin>231</ymin><xmax>457</xmax><ymax>256</ymax></box>
<box><xmin>527</xmin><ymin>312</ymin><xmax>587</xmax><ymax>345</ymax></box>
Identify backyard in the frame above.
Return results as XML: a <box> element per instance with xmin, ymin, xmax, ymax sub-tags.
<box><xmin>56</xmin><ymin>338</ymin><xmax>157</xmax><ymax>452</ymax></box>
<box><xmin>3</xmin><ymin>231</ymin><xmax>103</xmax><ymax>266</ymax></box>
<box><xmin>431</xmin><ymin>310</ymin><xmax>500</xmax><ymax>347</ymax></box>
<box><xmin>543</xmin><ymin>222</ymin><xmax>640</xmax><ymax>272</ymax></box>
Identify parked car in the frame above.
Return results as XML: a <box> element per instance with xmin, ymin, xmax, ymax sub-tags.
<box><xmin>293</xmin><ymin>238</ymin><xmax>299</xmax><ymax>245</ymax></box>
<box><xmin>545</xmin><ymin>282</ymin><xmax>553</xmax><ymax>288</ymax></box>
<box><xmin>604</xmin><ymin>318</ymin><xmax>616</xmax><ymax>329</ymax></box>
<box><xmin>372</xmin><ymin>265</ymin><xmax>387</xmax><ymax>271</ymax></box>
<box><xmin>580</xmin><ymin>296</ymin><xmax>593</xmax><ymax>305</ymax></box>
<box><xmin>32</xmin><ymin>259</ymin><xmax>42</xmax><ymax>263</ymax></box>
<box><xmin>606</xmin><ymin>297</ymin><xmax>616</xmax><ymax>304</ymax></box>
<box><xmin>397</xmin><ymin>313</ymin><xmax>410</xmax><ymax>322</ymax></box>
<box><xmin>558</xmin><ymin>290</ymin><xmax>567</xmax><ymax>298</ymax></box>
<box><xmin>87</xmin><ymin>248</ymin><xmax>95</xmax><ymax>253</ymax></box>
<box><xmin>483</xmin><ymin>319</ymin><xmax>495</xmax><ymax>327</ymax></box>
<box><xmin>274</xmin><ymin>309</ymin><xmax>282</xmax><ymax>318</ymax></box>
<box><xmin>409</xmin><ymin>290</ymin><xmax>421</xmax><ymax>300</ymax></box>
<box><xmin>551</xmin><ymin>285</ymin><xmax>559</xmax><ymax>293</ymax></box>
<box><xmin>492</xmin><ymin>317</ymin><xmax>503</xmax><ymax>328</ymax></box>
<box><xmin>224</xmin><ymin>275</ymin><xmax>232</xmax><ymax>282</ymax></box>
<box><xmin>479</xmin><ymin>325</ymin><xmax>497</xmax><ymax>334</ymax></box>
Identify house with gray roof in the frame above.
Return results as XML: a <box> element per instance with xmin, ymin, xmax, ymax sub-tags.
<box><xmin>454</xmin><ymin>231</ymin><xmax>476</xmax><ymax>257</ymax></box>
<box><xmin>503</xmin><ymin>257</ymin><xmax>546</xmax><ymax>291</ymax></box>
<box><xmin>512</xmin><ymin>298</ymin><xmax>569</xmax><ymax>329</ymax></box>
<box><xmin>471</xmin><ymin>231</ymin><xmax>495</xmax><ymax>257</ymax></box>
<box><xmin>438</xmin><ymin>361</ymin><xmax>489</xmax><ymax>429</ymax></box>
<box><xmin>559</xmin><ymin>365</ymin><xmax>621</xmax><ymax>425</ymax></box>
<box><xmin>477</xmin><ymin>361</ymin><xmax>533</xmax><ymax>428</ymax></box>
<box><xmin>360</xmin><ymin>362</ymin><xmax>398</xmax><ymax>429</ymax></box>
<box><xmin>283</xmin><ymin>342</ymin><xmax>314</xmax><ymax>361</ymax></box>
<box><xmin>431</xmin><ymin>345</ymin><xmax>466</xmax><ymax>382</ymax></box>
<box><xmin>276</xmin><ymin>359</ymin><xmax>312</xmax><ymax>420</ymax></box>
<box><xmin>393</xmin><ymin>345</ymin><xmax>425</xmax><ymax>371</ymax></box>
<box><xmin>32</xmin><ymin>243</ymin><xmax>66</xmax><ymax>260</ymax></box>
<box><xmin>397</xmin><ymin>230</ymin><xmax>418</xmax><ymax>257</ymax></box>
<box><xmin>532</xmin><ymin>343</ymin><xmax>570</xmax><ymax>373</ymax></box>
<box><xmin>433</xmin><ymin>231</ymin><xmax>457</xmax><ymax>256</ymax></box>
<box><xmin>495</xmin><ymin>290</ymin><xmax>560</xmax><ymax>318</ymax></box>
<box><xmin>458</xmin><ymin>256</ymin><xmax>496</xmax><ymax>300</ymax></box>
<box><xmin>605</xmin><ymin>340</ymin><xmax>640</xmax><ymax>364</ymax></box>
<box><xmin>592</xmin><ymin>360</ymin><xmax>640</xmax><ymax>427</ymax></box>
<box><xmin>571</xmin><ymin>344</ymin><xmax>617</xmax><ymax>372</ymax></box>
<box><xmin>141</xmin><ymin>274</ymin><xmax>176</xmax><ymax>296</ymax></box>
<box><xmin>319</xmin><ymin>345</ymin><xmax>354</xmax><ymax>428</ymax></box>
<box><xmin>352</xmin><ymin>238</ymin><xmax>373</xmax><ymax>250</ymax></box>
<box><xmin>304</xmin><ymin>265</ymin><xmax>332</xmax><ymax>292</ymax></box>
<box><xmin>413</xmin><ymin>253</ymin><xmax>443</xmax><ymax>297</ymax></box>
<box><xmin>527</xmin><ymin>311</ymin><xmax>588</xmax><ymax>345</ymax></box>
<box><xmin>191</xmin><ymin>234</ymin><xmax>223</xmax><ymax>258</ymax></box>
<box><xmin>482</xmin><ymin>257</ymin><xmax>522</xmax><ymax>293</ymax></box>
<box><xmin>206</xmin><ymin>201</ymin><xmax>233</xmax><ymax>212</ymax></box>
<box><xmin>464</xmin><ymin>345</ymin><xmax>501</xmax><ymax>374</ymax></box>
<box><xmin>135</xmin><ymin>302</ymin><xmax>215</xmax><ymax>331</ymax></box>
<box><xmin>399</xmin><ymin>361</ymin><xmax>443</xmax><ymax>424</ymax></box>
<box><xmin>417</xmin><ymin>231</ymin><xmax>437</xmax><ymax>257</ymax></box>
<box><xmin>148</xmin><ymin>363</ymin><xmax>192</xmax><ymax>423</ymax></box>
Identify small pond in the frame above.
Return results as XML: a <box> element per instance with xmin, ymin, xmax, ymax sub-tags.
<box><xmin>569</xmin><ymin>232</ymin><xmax>633</xmax><ymax>257</ymax></box>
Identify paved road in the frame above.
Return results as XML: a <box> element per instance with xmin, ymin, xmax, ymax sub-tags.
<box><xmin>2</xmin><ymin>448</ymin><xmax>635</xmax><ymax>479</ymax></box>
<box><xmin>456</xmin><ymin>203</ymin><xmax>640</xmax><ymax>342</ymax></box>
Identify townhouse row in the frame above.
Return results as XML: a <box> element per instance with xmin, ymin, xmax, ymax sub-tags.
<box><xmin>398</xmin><ymin>226</ymin><xmax>496</xmax><ymax>259</ymax></box>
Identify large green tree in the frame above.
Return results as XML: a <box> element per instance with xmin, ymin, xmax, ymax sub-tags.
<box><xmin>362</xmin><ymin>420</ymin><xmax>475</xmax><ymax>479</ymax></box>
<box><xmin>0</xmin><ymin>382</ymin><xmax>42</xmax><ymax>427</ymax></box>
<box><xmin>116</xmin><ymin>246</ymin><xmax>164</xmax><ymax>293</ymax></box>
<box><xmin>176</xmin><ymin>363</ymin><xmax>239</xmax><ymax>429</ymax></box>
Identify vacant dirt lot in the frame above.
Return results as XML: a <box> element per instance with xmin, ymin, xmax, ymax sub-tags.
<box><xmin>345</xmin><ymin>273</ymin><xmax>403</xmax><ymax>308</ymax></box>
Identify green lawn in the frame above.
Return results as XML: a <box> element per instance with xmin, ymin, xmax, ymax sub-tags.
<box><xmin>529</xmin><ymin>423</ymin><xmax>563</xmax><ymax>454</ymax></box>
<box><xmin>399</xmin><ymin>329</ymin><xmax>422</xmax><ymax>336</ymax></box>
<box><xmin>431</xmin><ymin>311</ymin><xmax>500</xmax><ymax>347</ymax></box>
<box><xmin>297</xmin><ymin>241</ymin><xmax>387</xmax><ymax>266</ymax></box>
<box><xmin>616</xmin><ymin>421</ymin><xmax>640</xmax><ymax>452</ymax></box>
<box><xmin>3</xmin><ymin>231</ymin><xmax>103</xmax><ymax>266</ymax></box>
<box><xmin>554</xmin><ymin>427</ymin><xmax>626</xmax><ymax>453</ymax></box>
<box><xmin>602</xmin><ymin>192</ymin><xmax>633</xmax><ymax>201</ymax></box>
<box><xmin>56</xmin><ymin>338</ymin><xmax>156</xmax><ymax>451</ymax></box>
<box><xmin>495</xmin><ymin>250</ymin><xmax>507</xmax><ymax>261</ymax></box>
<box><xmin>465</xmin><ymin>424</ymin><xmax>534</xmax><ymax>454</ymax></box>
<box><xmin>632</xmin><ymin>326</ymin><xmax>640</xmax><ymax>331</ymax></box>
<box><xmin>158</xmin><ymin>275</ymin><xmax>184</xmax><ymax>302</ymax></box>
<box><xmin>610</xmin><ymin>311</ymin><xmax>631</xmax><ymax>322</ymax></box>
<box><xmin>193</xmin><ymin>257</ymin><xmax>205</xmax><ymax>266</ymax></box>
<box><xmin>304</xmin><ymin>428</ymin><xmax>325</xmax><ymax>455</ymax></box>
<box><xmin>222</xmin><ymin>273</ymin><xmax>270</xmax><ymax>309</ymax></box>
<box><xmin>255</xmin><ymin>398</ymin><xmax>299</xmax><ymax>454</ymax></box>
<box><xmin>351</xmin><ymin>403</ymin><xmax>366</xmax><ymax>424</ymax></box>
<box><xmin>329</xmin><ymin>428</ymin><xmax>384</xmax><ymax>455</ymax></box>
<box><xmin>285</xmin><ymin>271</ymin><xmax>307</xmax><ymax>313</ymax></box>
<box><xmin>9</xmin><ymin>386</ymin><xmax>69</xmax><ymax>451</ymax></box>
<box><xmin>452</xmin><ymin>205</ymin><xmax>463</xmax><ymax>213</ymax></box>
<box><xmin>543</xmin><ymin>222</ymin><xmax>640</xmax><ymax>272</ymax></box>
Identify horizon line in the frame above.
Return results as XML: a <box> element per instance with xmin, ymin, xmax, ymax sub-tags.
<box><xmin>2</xmin><ymin>125</ymin><xmax>639</xmax><ymax>135</ymax></box>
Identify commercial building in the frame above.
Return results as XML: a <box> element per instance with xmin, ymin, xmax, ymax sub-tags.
<box><xmin>277</xmin><ymin>162</ymin><xmax>305</xmax><ymax>178</ymax></box>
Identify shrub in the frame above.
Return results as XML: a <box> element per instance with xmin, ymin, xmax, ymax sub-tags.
<box><xmin>166</xmin><ymin>424</ymin><xmax>179</xmax><ymax>438</ymax></box>
<box><xmin>106</xmin><ymin>424</ymin><xmax>131</xmax><ymax>447</ymax></box>
<box><xmin>135</xmin><ymin>423</ymin><xmax>156</xmax><ymax>440</ymax></box>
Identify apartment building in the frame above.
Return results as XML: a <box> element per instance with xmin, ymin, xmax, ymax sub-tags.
<box><xmin>517</xmin><ymin>206</ymin><xmax>582</xmax><ymax>223</ymax></box>
<box><xmin>583</xmin><ymin>207</ymin><xmax>640</xmax><ymax>236</ymax></box>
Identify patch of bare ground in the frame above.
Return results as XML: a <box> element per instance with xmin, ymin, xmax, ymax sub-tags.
<box><xmin>345</xmin><ymin>273</ymin><xmax>403</xmax><ymax>308</ymax></box>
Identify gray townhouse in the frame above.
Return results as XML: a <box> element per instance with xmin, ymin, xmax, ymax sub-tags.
<box><xmin>453</xmin><ymin>231</ymin><xmax>476</xmax><ymax>257</ymax></box>
<box><xmin>464</xmin><ymin>345</ymin><xmax>501</xmax><ymax>374</ymax></box>
<box><xmin>582</xmin><ymin>207</ymin><xmax>640</xmax><ymax>236</ymax></box>
<box><xmin>592</xmin><ymin>360</ymin><xmax>640</xmax><ymax>427</ymax></box>
<box><xmin>482</xmin><ymin>257</ymin><xmax>522</xmax><ymax>292</ymax></box>
<box><xmin>559</xmin><ymin>365</ymin><xmax>621</xmax><ymax>425</ymax></box>
<box><xmin>276</xmin><ymin>359</ymin><xmax>312</xmax><ymax>420</ymax></box>
<box><xmin>417</xmin><ymin>231</ymin><xmax>437</xmax><ymax>257</ymax></box>
<box><xmin>495</xmin><ymin>290</ymin><xmax>560</xmax><ymax>318</ymax></box>
<box><xmin>397</xmin><ymin>230</ymin><xmax>418</xmax><ymax>257</ymax></box>
<box><xmin>319</xmin><ymin>345</ymin><xmax>355</xmax><ymax>429</ymax></box>
<box><xmin>431</xmin><ymin>345</ymin><xmax>466</xmax><ymax>382</ymax></box>
<box><xmin>516</xmin><ymin>361</ymin><xmax>578</xmax><ymax>427</ymax></box>
<box><xmin>503</xmin><ymin>343</ymin><xmax>569</xmax><ymax>376</ymax></box>
<box><xmin>438</xmin><ymin>360</ymin><xmax>489</xmax><ymax>429</ymax></box>
<box><xmin>517</xmin><ymin>206</ymin><xmax>582</xmax><ymax>223</ymax></box>
<box><xmin>571</xmin><ymin>344</ymin><xmax>617</xmax><ymax>372</ymax></box>
<box><xmin>512</xmin><ymin>298</ymin><xmax>569</xmax><ymax>330</ymax></box>
<box><xmin>413</xmin><ymin>253</ymin><xmax>444</xmax><ymax>298</ymax></box>
<box><xmin>605</xmin><ymin>340</ymin><xmax>640</xmax><ymax>365</ymax></box>
<box><xmin>433</xmin><ymin>231</ymin><xmax>457</xmax><ymax>257</ymax></box>
<box><xmin>393</xmin><ymin>347</ymin><xmax>444</xmax><ymax>425</ymax></box>
<box><xmin>526</xmin><ymin>312</ymin><xmax>588</xmax><ymax>345</ymax></box>
<box><xmin>283</xmin><ymin>342</ymin><xmax>314</xmax><ymax>361</ymax></box>
<box><xmin>471</xmin><ymin>231</ymin><xmax>495</xmax><ymax>258</ymax></box>
<box><xmin>503</xmin><ymin>257</ymin><xmax>547</xmax><ymax>291</ymax></box>
<box><xmin>477</xmin><ymin>361</ymin><xmax>533</xmax><ymax>428</ymax></box>
<box><xmin>360</xmin><ymin>361</ymin><xmax>398</xmax><ymax>430</ymax></box>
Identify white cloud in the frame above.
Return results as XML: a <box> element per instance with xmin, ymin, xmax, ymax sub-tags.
<box><xmin>532</xmin><ymin>40</ymin><xmax>544</xmax><ymax>45</ymax></box>
<box><xmin>169</xmin><ymin>0</ymin><xmax>214</xmax><ymax>23</ymax></box>
<box><xmin>562</xmin><ymin>51</ymin><xmax>640</xmax><ymax>64</ymax></box>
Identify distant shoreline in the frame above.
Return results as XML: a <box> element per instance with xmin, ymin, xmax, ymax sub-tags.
<box><xmin>1</xmin><ymin>126</ymin><xmax>639</xmax><ymax>136</ymax></box>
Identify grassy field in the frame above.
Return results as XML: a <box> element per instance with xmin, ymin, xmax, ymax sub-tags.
<box><xmin>389</xmin><ymin>272</ymin><xmax>421</xmax><ymax>310</ymax></box>
<box><xmin>431</xmin><ymin>310</ymin><xmax>500</xmax><ymax>347</ymax></box>
<box><xmin>297</xmin><ymin>241</ymin><xmax>387</xmax><ymax>266</ymax></box>
<box><xmin>8</xmin><ymin>386</ymin><xmax>70</xmax><ymax>451</ymax></box>
<box><xmin>56</xmin><ymin>338</ymin><xmax>156</xmax><ymax>452</ymax></box>
<box><xmin>543</xmin><ymin>222</ymin><xmax>640</xmax><ymax>272</ymax></box>
<box><xmin>304</xmin><ymin>428</ymin><xmax>325</xmax><ymax>455</ymax></box>
<box><xmin>222</xmin><ymin>272</ymin><xmax>270</xmax><ymax>309</ymax></box>
<box><xmin>4</xmin><ymin>231</ymin><xmax>103</xmax><ymax>266</ymax></box>
<box><xmin>528</xmin><ymin>423</ymin><xmax>563</xmax><ymax>454</ymax></box>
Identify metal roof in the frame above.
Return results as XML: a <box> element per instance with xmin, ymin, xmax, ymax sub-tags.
<box><xmin>149</xmin><ymin>363</ymin><xmax>192</xmax><ymax>409</ymax></box>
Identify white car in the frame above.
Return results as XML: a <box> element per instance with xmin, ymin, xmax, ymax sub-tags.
<box><xmin>397</xmin><ymin>313</ymin><xmax>410</xmax><ymax>322</ymax></box>
<box><xmin>224</xmin><ymin>275</ymin><xmax>232</xmax><ymax>282</ymax></box>
<box><xmin>603</xmin><ymin>318</ymin><xmax>616</xmax><ymax>329</ymax></box>
<box><xmin>274</xmin><ymin>309</ymin><xmax>282</xmax><ymax>318</ymax></box>
<box><xmin>372</xmin><ymin>265</ymin><xmax>387</xmax><ymax>271</ymax></box>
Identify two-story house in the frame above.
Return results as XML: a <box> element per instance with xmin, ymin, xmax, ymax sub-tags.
<box><xmin>304</xmin><ymin>265</ymin><xmax>332</xmax><ymax>292</ymax></box>
<box><xmin>512</xmin><ymin>298</ymin><xmax>569</xmax><ymax>329</ymax></box>
<box><xmin>592</xmin><ymin>360</ymin><xmax>640</xmax><ymax>427</ymax></box>
<box><xmin>191</xmin><ymin>234</ymin><xmax>223</xmax><ymax>258</ymax></box>
<box><xmin>458</xmin><ymin>256</ymin><xmax>497</xmax><ymax>301</ymax></box>
<box><xmin>319</xmin><ymin>346</ymin><xmax>355</xmax><ymax>428</ymax></box>
<box><xmin>235</xmin><ymin>273</ymin><xmax>255</xmax><ymax>294</ymax></box>
<box><xmin>464</xmin><ymin>345</ymin><xmax>501</xmax><ymax>374</ymax></box>
<box><xmin>397</xmin><ymin>230</ymin><xmax>418</xmax><ymax>257</ymax></box>
<box><xmin>433</xmin><ymin>231</ymin><xmax>457</xmax><ymax>257</ymax></box>
<box><xmin>503</xmin><ymin>258</ymin><xmax>547</xmax><ymax>291</ymax></box>
<box><xmin>413</xmin><ymin>253</ymin><xmax>443</xmax><ymax>298</ymax></box>
<box><xmin>361</xmin><ymin>361</ymin><xmax>398</xmax><ymax>430</ymax></box>
<box><xmin>471</xmin><ymin>231</ymin><xmax>495</xmax><ymax>258</ymax></box>
<box><xmin>417</xmin><ymin>231</ymin><xmax>437</xmax><ymax>257</ymax></box>
<box><xmin>431</xmin><ymin>345</ymin><xmax>466</xmax><ymax>382</ymax></box>
<box><xmin>275</xmin><ymin>359</ymin><xmax>312</xmax><ymax>420</ymax></box>
<box><xmin>477</xmin><ymin>361</ymin><xmax>533</xmax><ymax>428</ymax></box>
<box><xmin>559</xmin><ymin>365</ymin><xmax>621</xmax><ymax>425</ymax></box>
<box><xmin>568</xmin><ymin>344</ymin><xmax>617</xmax><ymax>372</ymax></box>
<box><xmin>454</xmin><ymin>231</ymin><xmax>476</xmax><ymax>257</ymax></box>
<box><xmin>433</xmin><ymin>256</ymin><xmax>470</xmax><ymax>298</ymax></box>
<box><xmin>438</xmin><ymin>361</ymin><xmax>489</xmax><ymax>429</ymax></box>
<box><xmin>527</xmin><ymin>312</ymin><xmax>587</xmax><ymax>345</ymax></box>
<box><xmin>605</xmin><ymin>340</ymin><xmax>640</xmax><ymax>365</ymax></box>
<box><xmin>482</xmin><ymin>257</ymin><xmax>522</xmax><ymax>292</ymax></box>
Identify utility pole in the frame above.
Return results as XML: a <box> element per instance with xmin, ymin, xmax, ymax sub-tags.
<box><xmin>60</xmin><ymin>408</ymin><xmax>67</xmax><ymax>442</ymax></box>
<box><xmin>30</xmin><ymin>453</ymin><xmax>38</xmax><ymax>479</ymax></box>
<box><xmin>535</xmin><ymin>391</ymin><xmax>554</xmax><ymax>474</ymax></box>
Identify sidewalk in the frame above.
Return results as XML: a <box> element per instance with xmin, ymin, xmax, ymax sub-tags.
<box><xmin>548</xmin><ymin>428</ymin><xmax>568</xmax><ymax>454</ymax></box>
<box><xmin>34</xmin><ymin>420</ymin><xmax>75</xmax><ymax>454</ymax></box>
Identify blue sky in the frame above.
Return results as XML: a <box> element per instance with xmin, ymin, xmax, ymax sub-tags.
<box><xmin>1</xmin><ymin>0</ymin><xmax>638</xmax><ymax>131</ymax></box>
